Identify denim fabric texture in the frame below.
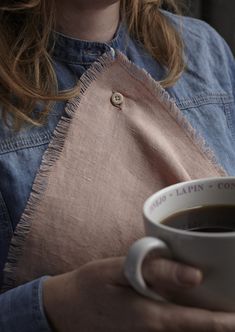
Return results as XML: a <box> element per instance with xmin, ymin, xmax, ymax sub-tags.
<box><xmin>0</xmin><ymin>11</ymin><xmax>235</xmax><ymax>331</ymax></box>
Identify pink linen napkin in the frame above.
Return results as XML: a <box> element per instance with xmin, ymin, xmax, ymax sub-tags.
<box><xmin>3</xmin><ymin>51</ymin><xmax>225</xmax><ymax>290</ymax></box>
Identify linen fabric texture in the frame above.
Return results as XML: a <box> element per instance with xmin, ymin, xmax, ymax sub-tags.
<box><xmin>3</xmin><ymin>52</ymin><xmax>225</xmax><ymax>289</ymax></box>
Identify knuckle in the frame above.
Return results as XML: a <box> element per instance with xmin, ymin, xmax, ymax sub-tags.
<box><xmin>154</xmin><ymin>258</ymin><xmax>170</xmax><ymax>276</ymax></box>
<box><xmin>158</xmin><ymin>258</ymin><xmax>180</xmax><ymax>284</ymax></box>
<box><xmin>212</xmin><ymin>315</ymin><xmax>229</xmax><ymax>332</ymax></box>
<box><xmin>140</xmin><ymin>307</ymin><xmax>165</xmax><ymax>332</ymax></box>
<box><xmin>172</xmin><ymin>263</ymin><xmax>182</xmax><ymax>283</ymax></box>
<box><xmin>79</xmin><ymin>260</ymin><xmax>102</xmax><ymax>281</ymax></box>
<box><xmin>144</xmin><ymin>258</ymin><xmax>182</xmax><ymax>291</ymax></box>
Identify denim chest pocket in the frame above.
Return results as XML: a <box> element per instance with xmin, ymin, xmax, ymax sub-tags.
<box><xmin>175</xmin><ymin>93</ymin><xmax>235</xmax><ymax>175</ymax></box>
<box><xmin>0</xmin><ymin>190</ymin><xmax>13</xmax><ymax>276</ymax></box>
<box><xmin>176</xmin><ymin>93</ymin><xmax>235</xmax><ymax>139</ymax></box>
<box><xmin>0</xmin><ymin>128</ymin><xmax>52</xmax><ymax>228</ymax></box>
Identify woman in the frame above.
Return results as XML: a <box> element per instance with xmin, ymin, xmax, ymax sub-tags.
<box><xmin>0</xmin><ymin>0</ymin><xmax>235</xmax><ymax>331</ymax></box>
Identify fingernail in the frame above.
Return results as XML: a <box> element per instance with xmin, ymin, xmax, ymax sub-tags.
<box><xmin>177</xmin><ymin>267</ymin><xmax>202</xmax><ymax>287</ymax></box>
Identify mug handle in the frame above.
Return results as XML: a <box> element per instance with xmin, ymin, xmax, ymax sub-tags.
<box><xmin>124</xmin><ymin>237</ymin><xmax>172</xmax><ymax>302</ymax></box>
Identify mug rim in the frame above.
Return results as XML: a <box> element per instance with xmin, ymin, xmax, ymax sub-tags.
<box><xmin>143</xmin><ymin>176</ymin><xmax>235</xmax><ymax>238</ymax></box>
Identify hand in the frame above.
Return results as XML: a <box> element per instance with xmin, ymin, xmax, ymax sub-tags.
<box><xmin>43</xmin><ymin>257</ymin><xmax>235</xmax><ymax>331</ymax></box>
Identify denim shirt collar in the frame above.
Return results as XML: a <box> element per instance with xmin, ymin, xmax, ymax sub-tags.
<box><xmin>52</xmin><ymin>23</ymin><xmax>125</xmax><ymax>64</ymax></box>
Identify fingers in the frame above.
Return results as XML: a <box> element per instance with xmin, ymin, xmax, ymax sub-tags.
<box><xmin>142</xmin><ymin>257</ymin><xmax>202</xmax><ymax>296</ymax></box>
<box><xmin>81</xmin><ymin>255</ymin><xmax>202</xmax><ymax>305</ymax></box>
<box><xmin>164</xmin><ymin>304</ymin><xmax>235</xmax><ymax>332</ymax></box>
<box><xmin>102</xmin><ymin>255</ymin><xmax>202</xmax><ymax>292</ymax></box>
<box><xmin>78</xmin><ymin>257</ymin><xmax>235</xmax><ymax>332</ymax></box>
<box><xmin>98</xmin><ymin>256</ymin><xmax>202</xmax><ymax>303</ymax></box>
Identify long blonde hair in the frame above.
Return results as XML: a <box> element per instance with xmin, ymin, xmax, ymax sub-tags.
<box><xmin>0</xmin><ymin>0</ymin><xmax>184</xmax><ymax>129</ymax></box>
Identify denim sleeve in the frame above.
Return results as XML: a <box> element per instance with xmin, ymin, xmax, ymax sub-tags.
<box><xmin>0</xmin><ymin>277</ymin><xmax>52</xmax><ymax>332</ymax></box>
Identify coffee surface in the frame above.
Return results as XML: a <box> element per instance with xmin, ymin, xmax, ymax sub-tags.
<box><xmin>161</xmin><ymin>205</ymin><xmax>235</xmax><ymax>233</ymax></box>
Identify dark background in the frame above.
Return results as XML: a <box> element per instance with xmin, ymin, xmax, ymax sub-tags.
<box><xmin>182</xmin><ymin>0</ymin><xmax>235</xmax><ymax>55</ymax></box>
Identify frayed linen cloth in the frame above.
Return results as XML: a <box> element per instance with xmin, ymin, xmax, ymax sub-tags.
<box><xmin>3</xmin><ymin>51</ymin><xmax>226</xmax><ymax>290</ymax></box>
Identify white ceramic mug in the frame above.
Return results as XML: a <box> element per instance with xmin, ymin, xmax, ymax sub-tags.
<box><xmin>124</xmin><ymin>177</ymin><xmax>235</xmax><ymax>311</ymax></box>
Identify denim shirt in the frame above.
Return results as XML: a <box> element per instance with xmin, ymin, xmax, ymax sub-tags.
<box><xmin>0</xmin><ymin>11</ymin><xmax>235</xmax><ymax>331</ymax></box>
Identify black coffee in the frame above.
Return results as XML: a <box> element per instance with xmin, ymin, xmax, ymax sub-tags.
<box><xmin>161</xmin><ymin>205</ymin><xmax>235</xmax><ymax>233</ymax></box>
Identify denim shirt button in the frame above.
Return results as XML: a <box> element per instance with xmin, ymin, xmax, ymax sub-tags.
<box><xmin>109</xmin><ymin>47</ymin><xmax>116</xmax><ymax>59</ymax></box>
<box><xmin>111</xmin><ymin>92</ymin><xmax>124</xmax><ymax>107</ymax></box>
